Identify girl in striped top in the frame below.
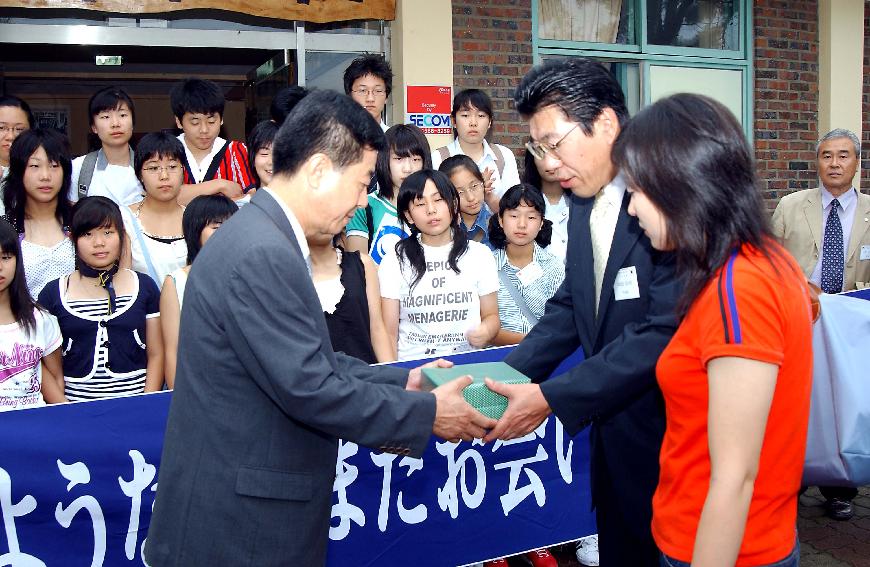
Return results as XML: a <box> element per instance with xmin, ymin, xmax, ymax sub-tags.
<box><xmin>38</xmin><ymin>196</ymin><xmax>163</xmax><ymax>401</ymax></box>
<box><xmin>489</xmin><ymin>183</ymin><xmax>564</xmax><ymax>345</ymax></box>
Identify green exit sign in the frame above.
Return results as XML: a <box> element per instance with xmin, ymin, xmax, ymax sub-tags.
<box><xmin>95</xmin><ymin>55</ymin><xmax>123</xmax><ymax>66</ymax></box>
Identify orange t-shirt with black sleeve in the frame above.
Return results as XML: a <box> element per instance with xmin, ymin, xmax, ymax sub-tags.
<box><xmin>652</xmin><ymin>242</ymin><xmax>813</xmax><ymax>565</ymax></box>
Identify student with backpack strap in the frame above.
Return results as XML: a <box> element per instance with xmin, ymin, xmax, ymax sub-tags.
<box><xmin>431</xmin><ymin>88</ymin><xmax>521</xmax><ymax>214</ymax></box>
<box><xmin>69</xmin><ymin>87</ymin><xmax>143</xmax><ymax>207</ymax></box>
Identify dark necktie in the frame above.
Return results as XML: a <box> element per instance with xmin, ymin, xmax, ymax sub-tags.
<box><xmin>820</xmin><ymin>199</ymin><xmax>844</xmax><ymax>294</ymax></box>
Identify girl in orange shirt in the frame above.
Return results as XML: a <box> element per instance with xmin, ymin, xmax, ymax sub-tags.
<box><xmin>612</xmin><ymin>94</ymin><xmax>813</xmax><ymax>567</ymax></box>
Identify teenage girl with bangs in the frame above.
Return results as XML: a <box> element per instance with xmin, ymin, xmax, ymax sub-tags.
<box><xmin>0</xmin><ymin>218</ymin><xmax>65</xmax><ymax>410</ymax></box>
<box><xmin>378</xmin><ymin>169</ymin><xmax>500</xmax><ymax>361</ymax></box>
<box><xmin>123</xmin><ymin>132</ymin><xmax>188</xmax><ymax>289</ymax></box>
<box><xmin>345</xmin><ymin>124</ymin><xmax>430</xmax><ymax>263</ymax></box>
<box><xmin>243</xmin><ymin>119</ymin><xmax>278</xmax><ymax>199</ymax></box>
<box><xmin>489</xmin><ymin>183</ymin><xmax>564</xmax><ymax>345</ymax></box>
<box><xmin>431</xmin><ymin>88</ymin><xmax>521</xmax><ymax>213</ymax></box>
<box><xmin>38</xmin><ymin>196</ymin><xmax>163</xmax><ymax>401</ymax></box>
<box><xmin>1</xmin><ymin>128</ymin><xmax>76</xmax><ymax>299</ymax></box>
<box><xmin>439</xmin><ymin>154</ymin><xmax>493</xmax><ymax>248</ymax></box>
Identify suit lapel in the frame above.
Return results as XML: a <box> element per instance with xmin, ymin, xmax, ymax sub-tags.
<box><xmin>846</xmin><ymin>191</ymin><xmax>870</xmax><ymax>262</ymax></box>
<box><xmin>595</xmin><ymin>192</ymin><xmax>642</xmax><ymax>333</ymax></box>
<box><xmin>802</xmin><ymin>190</ymin><xmax>822</xmax><ymax>256</ymax></box>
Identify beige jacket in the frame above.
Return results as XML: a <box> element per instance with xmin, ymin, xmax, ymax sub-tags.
<box><xmin>771</xmin><ymin>188</ymin><xmax>870</xmax><ymax>290</ymax></box>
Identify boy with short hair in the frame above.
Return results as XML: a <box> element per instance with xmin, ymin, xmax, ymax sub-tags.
<box><xmin>343</xmin><ymin>54</ymin><xmax>392</xmax><ymax>131</ymax></box>
<box><xmin>70</xmin><ymin>86</ymin><xmax>142</xmax><ymax>206</ymax></box>
<box><xmin>170</xmin><ymin>78</ymin><xmax>253</xmax><ymax>205</ymax></box>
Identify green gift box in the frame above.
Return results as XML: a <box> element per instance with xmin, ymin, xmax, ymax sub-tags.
<box><xmin>421</xmin><ymin>361</ymin><xmax>531</xmax><ymax>419</ymax></box>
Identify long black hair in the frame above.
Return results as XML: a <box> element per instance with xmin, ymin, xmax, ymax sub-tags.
<box><xmin>182</xmin><ymin>194</ymin><xmax>239</xmax><ymax>264</ymax></box>
<box><xmin>2</xmin><ymin>128</ymin><xmax>73</xmax><ymax>233</ymax></box>
<box><xmin>375</xmin><ymin>124</ymin><xmax>431</xmax><ymax>200</ymax></box>
<box><xmin>70</xmin><ymin>197</ymin><xmax>127</xmax><ymax>271</ymax></box>
<box><xmin>395</xmin><ymin>169</ymin><xmax>468</xmax><ymax>290</ymax></box>
<box><xmin>488</xmin><ymin>183</ymin><xmax>553</xmax><ymax>249</ymax></box>
<box><xmin>0</xmin><ymin>219</ymin><xmax>40</xmax><ymax>335</ymax></box>
<box><xmin>612</xmin><ymin>93</ymin><xmax>786</xmax><ymax>314</ymax></box>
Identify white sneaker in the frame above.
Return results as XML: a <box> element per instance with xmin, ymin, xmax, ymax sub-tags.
<box><xmin>575</xmin><ymin>534</ymin><xmax>599</xmax><ymax>566</ymax></box>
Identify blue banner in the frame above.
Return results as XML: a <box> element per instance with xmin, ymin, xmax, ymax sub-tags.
<box><xmin>0</xmin><ymin>346</ymin><xmax>593</xmax><ymax>566</ymax></box>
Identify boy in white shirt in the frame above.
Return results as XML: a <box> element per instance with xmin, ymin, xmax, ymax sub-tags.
<box><xmin>170</xmin><ymin>78</ymin><xmax>253</xmax><ymax>206</ymax></box>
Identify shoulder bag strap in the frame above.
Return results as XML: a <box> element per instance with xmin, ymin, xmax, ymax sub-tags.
<box><xmin>492</xmin><ymin>145</ymin><xmax>506</xmax><ymax>178</ymax></box>
<box><xmin>498</xmin><ymin>270</ymin><xmax>539</xmax><ymax>325</ymax></box>
<box><xmin>128</xmin><ymin>211</ymin><xmax>161</xmax><ymax>284</ymax></box>
<box><xmin>77</xmin><ymin>150</ymin><xmax>100</xmax><ymax>200</ymax></box>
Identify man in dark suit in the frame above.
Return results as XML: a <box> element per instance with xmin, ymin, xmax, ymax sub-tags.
<box><xmin>485</xmin><ymin>59</ymin><xmax>681</xmax><ymax>566</ymax></box>
<box><xmin>144</xmin><ymin>90</ymin><xmax>496</xmax><ymax>567</ymax></box>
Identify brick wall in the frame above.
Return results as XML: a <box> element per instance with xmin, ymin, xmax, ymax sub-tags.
<box><xmin>452</xmin><ymin>0</ymin><xmax>827</xmax><ymax>206</ymax></box>
<box><xmin>451</xmin><ymin>0</ymin><xmax>533</xmax><ymax>165</ymax></box>
<box><xmin>753</xmin><ymin>0</ymin><xmax>819</xmax><ymax>209</ymax></box>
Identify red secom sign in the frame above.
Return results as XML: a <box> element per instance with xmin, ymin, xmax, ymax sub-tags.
<box><xmin>406</xmin><ymin>85</ymin><xmax>452</xmax><ymax>134</ymax></box>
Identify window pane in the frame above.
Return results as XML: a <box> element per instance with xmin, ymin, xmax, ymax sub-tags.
<box><xmin>538</xmin><ymin>0</ymin><xmax>633</xmax><ymax>44</ymax></box>
<box><xmin>305</xmin><ymin>51</ymin><xmax>360</xmax><ymax>91</ymax></box>
<box><xmin>649</xmin><ymin>65</ymin><xmax>743</xmax><ymax>124</ymax></box>
<box><xmin>646</xmin><ymin>0</ymin><xmax>739</xmax><ymax>50</ymax></box>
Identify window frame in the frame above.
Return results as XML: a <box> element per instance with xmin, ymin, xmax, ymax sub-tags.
<box><xmin>532</xmin><ymin>0</ymin><xmax>753</xmax><ymax>139</ymax></box>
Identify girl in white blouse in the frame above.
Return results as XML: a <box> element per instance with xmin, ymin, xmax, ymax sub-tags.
<box><xmin>122</xmin><ymin>132</ymin><xmax>187</xmax><ymax>289</ymax></box>
<box><xmin>1</xmin><ymin>128</ymin><xmax>76</xmax><ymax>299</ymax></box>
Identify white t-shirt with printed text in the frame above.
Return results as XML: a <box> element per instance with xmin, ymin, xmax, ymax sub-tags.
<box><xmin>0</xmin><ymin>308</ymin><xmax>62</xmax><ymax>411</ymax></box>
<box><xmin>379</xmin><ymin>239</ymin><xmax>499</xmax><ymax>361</ymax></box>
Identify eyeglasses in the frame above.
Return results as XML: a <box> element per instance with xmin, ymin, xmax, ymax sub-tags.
<box><xmin>142</xmin><ymin>164</ymin><xmax>181</xmax><ymax>175</ymax></box>
<box><xmin>0</xmin><ymin>125</ymin><xmax>27</xmax><ymax>136</ymax></box>
<box><xmin>525</xmin><ymin>124</ymin><xmax>580</xmax><ymax>161</ymax></box>
<box><xmin>457</xmin><ymin>182</ymin><xmax>485</xmax><ymax>196</ymax></box>
<box><xmin>351</xmin><ymin>87</ymin><xmax>387</xmax><ymax>98</ymax></box>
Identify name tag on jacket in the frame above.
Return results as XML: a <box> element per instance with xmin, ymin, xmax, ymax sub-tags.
<box><xmin>614</xmin><ymin>266</ymin><xmax>641</xmax><ymax>301</ymax></box>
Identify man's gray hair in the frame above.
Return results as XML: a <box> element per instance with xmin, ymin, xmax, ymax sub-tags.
<box><xmin>816</xmin><ymin>128</ymin><xmax>861</xmax><ymax>157</ymax></box>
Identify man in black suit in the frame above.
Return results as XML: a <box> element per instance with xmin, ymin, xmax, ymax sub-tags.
<box><xmin>144</xmin><ymin>90</ymin><xmax>496</xmax><ymax>567</ymax></box>
<box><xmin>485</xmin><ymin>59</ymin><xmax>681</xmax><ymax>565</ymax></box>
